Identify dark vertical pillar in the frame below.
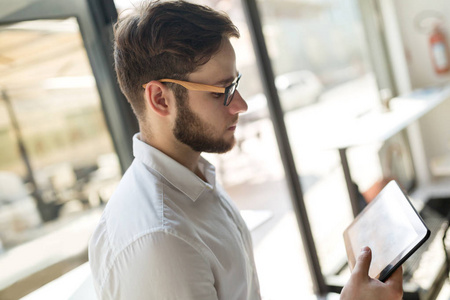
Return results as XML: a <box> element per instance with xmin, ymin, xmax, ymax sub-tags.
<box><xmin>241</xmin><ymin>0</ymin><xmax>328</xmax><ymax>295</ymax></box>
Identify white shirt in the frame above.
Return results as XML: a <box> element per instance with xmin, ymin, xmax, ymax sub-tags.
<box><xmin>89</xmin><ymin>133</ymin><xmax>261</xmax><ymax>300</ymax></box>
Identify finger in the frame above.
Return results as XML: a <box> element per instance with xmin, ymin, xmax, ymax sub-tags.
<box><xmin>352</xmin><ymin>246</ymin><xmax>372</xmax><ymax>277</ymax></box>
<box><xmin>386</xmin><ymin>265</ymin><xmax>403</xmax><ymax>291</ymax></box>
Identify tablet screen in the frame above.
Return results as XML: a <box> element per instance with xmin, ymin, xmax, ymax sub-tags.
<box><xmin>343</xmin><ymin>180</ymin><xmax>430</xmax><ymax>281</ymax></box>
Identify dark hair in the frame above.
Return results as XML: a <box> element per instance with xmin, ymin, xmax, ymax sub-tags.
<box><xmin>113</xmin><ymin>0</ymin><xmax>240</xmax><ymax>121</ymax></box>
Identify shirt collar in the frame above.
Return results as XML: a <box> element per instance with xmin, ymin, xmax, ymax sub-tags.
<box><xmin>132</xmin><ymin>133</ymin><xmax>216</xmax><ymax>202</ymax></box>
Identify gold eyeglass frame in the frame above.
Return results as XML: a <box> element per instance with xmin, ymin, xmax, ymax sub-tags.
<box><xmin>142</xmin><ymin>79</ymin><xmax>225</xmax><ymax>93</ymax></box>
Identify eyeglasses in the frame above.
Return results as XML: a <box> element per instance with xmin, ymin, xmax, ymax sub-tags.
<box><xmin>142</xmin><ymin>73</ymin><xmax>242</xmax><ymax>106</ymax></box>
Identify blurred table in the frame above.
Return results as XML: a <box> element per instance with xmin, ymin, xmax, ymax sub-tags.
<box><xmin>315</xmin><ymin>84</ymin><xmax>450</xmax><ymax>217</ymax></box>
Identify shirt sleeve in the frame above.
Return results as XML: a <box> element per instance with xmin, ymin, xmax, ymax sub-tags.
<box><xmin>101</xmin><ymin>231</ymin><xmax>218</xmax><ymax>300</ymax></box>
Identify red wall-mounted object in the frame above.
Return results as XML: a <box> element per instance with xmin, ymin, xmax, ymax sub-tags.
<box><xmin>429</xmin><ymin>25</ymin><xmax>450</xmax><ymax>74</ymax></box>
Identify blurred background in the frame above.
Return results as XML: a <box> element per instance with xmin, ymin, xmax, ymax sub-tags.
<box><xmin>1</xmin><ymin>0</ymin><xmax>450</xmax><ymax>299</ymax></box>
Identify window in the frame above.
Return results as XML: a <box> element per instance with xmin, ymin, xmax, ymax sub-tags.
<box><xmin>0</xmin><ymin>18</ymin><xmax>120</xmax><ymax>298</ymax></box>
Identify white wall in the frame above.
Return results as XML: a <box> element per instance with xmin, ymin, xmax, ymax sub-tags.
<box><xmin>418</xmin><ymin>98</ymin><xmax>450</xmax><ymax>162</ymax></box>
<box><xmin>393</xmin><ymin>0</ymin><xmax>450</xmax><ymax>89</ymax></box>
<box><xmin>391</xmin><ymin>0</ymin><xmax>450</xmax><ymax>177</ymax></box>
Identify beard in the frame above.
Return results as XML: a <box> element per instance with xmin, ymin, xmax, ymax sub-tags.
<box><xmin>173</xmin><ymin>100</ymin><xmax>236</xmax><ymax>154</ymax></box>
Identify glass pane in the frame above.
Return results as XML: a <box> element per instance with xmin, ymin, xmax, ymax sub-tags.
<box><xmin>0</xmin><ymin>18</ymin><xmax>120</xmax><ymax>297</ymax></box>
<box><xmin>256</xmin><ymin>0</ymin><xmax>384</xmax><ymax>284</ymax></box>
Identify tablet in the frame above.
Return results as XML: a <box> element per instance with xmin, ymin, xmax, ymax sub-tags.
<box><xmin>343</xmin><ymin>180</ymin><xmax>430</xmax><ymax>282</ymax></box>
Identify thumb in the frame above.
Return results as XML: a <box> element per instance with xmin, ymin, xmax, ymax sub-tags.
<box><xmin>352</xmin><ymin>246</ymin><xmax>372</xmax><ymax>277</ymax></box>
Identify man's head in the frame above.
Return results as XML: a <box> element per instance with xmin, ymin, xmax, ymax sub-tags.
<box><xmin>113</xmin><ymin>0</ymin><xmax>240</xmax><ymax>121</ymax></box>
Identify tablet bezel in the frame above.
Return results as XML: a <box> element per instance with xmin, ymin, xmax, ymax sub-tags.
<box><xmin>343</xmin><ymin>180</ymin><xmax>430</xmax><ymax>282</ymax></box>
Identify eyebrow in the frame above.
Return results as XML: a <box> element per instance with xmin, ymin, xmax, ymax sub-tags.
<box><xmin>213</xmin><ymin>72</ymin><xmax>240</xmax><ymax>86</ymax></box>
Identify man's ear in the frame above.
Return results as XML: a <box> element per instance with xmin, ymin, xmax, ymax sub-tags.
<box><xmin>144</xmin><ymin>81</ymin><xmax>174</xmax><ymax>116</ymax></box>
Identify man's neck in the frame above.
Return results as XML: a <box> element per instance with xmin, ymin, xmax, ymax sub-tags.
<box><xmin>140</xmin><ymin>131</ymin><xmax>206</xmax><ymax>181</ymax></box>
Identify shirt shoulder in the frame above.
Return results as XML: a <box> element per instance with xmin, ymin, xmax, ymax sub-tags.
<box><xmin>108</xmin><ymin>161</ymin><xmax>166</xmax><ymax>239</ymax></box>
<box><xmin>88</xmin><ymin>160</ymin><xmax>211</xmax><ymax>297</ymax></box>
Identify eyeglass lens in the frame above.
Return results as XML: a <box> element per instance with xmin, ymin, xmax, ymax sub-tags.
<box><xmin>224</xmin><ymin>76</ymin><xmax>241</xmax><ymax>106</ymax></box>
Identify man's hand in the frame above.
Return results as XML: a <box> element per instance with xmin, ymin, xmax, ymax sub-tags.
<box><xmin>340</xmin><ymin>247</ymin><xmax>403</xmax><ymax>300</ymax></box>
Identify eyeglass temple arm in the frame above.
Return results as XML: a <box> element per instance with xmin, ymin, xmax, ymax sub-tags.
<box><xmin>142</xmin><ymin>79</ymin><xmax>225</xmax><ymax>93</ymax></box>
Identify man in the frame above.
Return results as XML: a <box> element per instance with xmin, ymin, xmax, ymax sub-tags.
<box><xmin>88</xmin><ymin>1</ymin><xmax>403</xmax><ymax>299</ymax></box>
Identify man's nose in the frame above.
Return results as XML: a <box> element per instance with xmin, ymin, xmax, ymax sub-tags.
<box><xmin>228</xmin><ymin>91</ymin><xmax>248</xmax><ymax>114</ymax></box>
